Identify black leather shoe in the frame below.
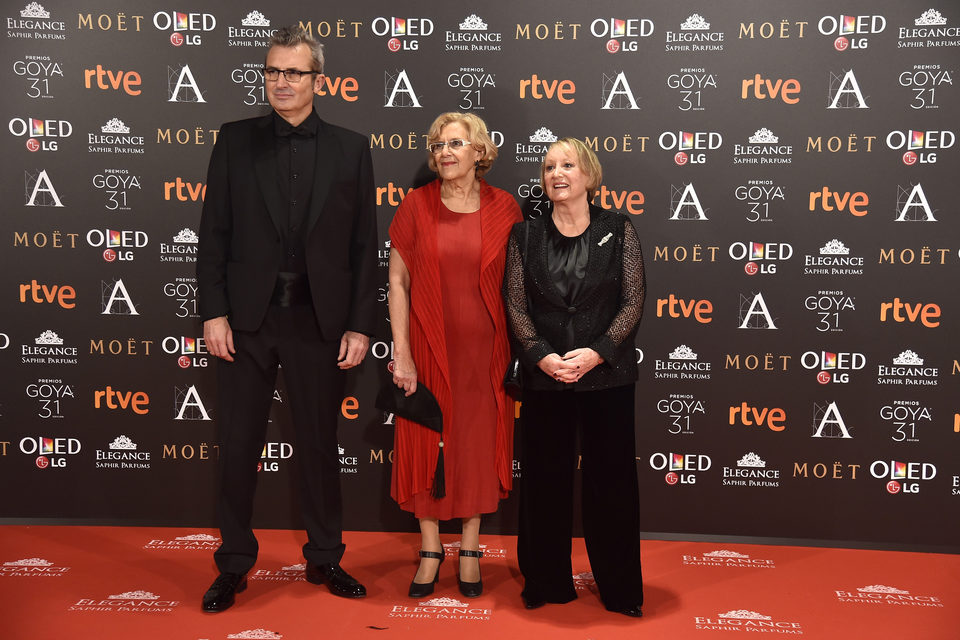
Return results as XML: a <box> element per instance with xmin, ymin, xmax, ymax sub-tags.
<box><xmin>408</xmin><ymin>550</ymin><xmax>444</xmax><ymax>598</ymax></box>
<box><xmin>616</xmin><ymin>604</ymin><xmax>644</xmax><ymax>618</ymax></box>
<box><xmin>202</xmin><ymin>572</ymin><xmax>246</xmax><ymax>612</ymax></box>
<box><xmin>457</xmin><ymin>549</ymin><xmax>483</xmax><ymax>598</ymax></box>
<box><xmin>305</xmin><ymin>562</ymin><xmax>366</xmax><ymax>598</ymax></box>
<box><xmin>522</xmin><ymin>595</ymin><xmax>546</xmax><ymax>610</ymax></box>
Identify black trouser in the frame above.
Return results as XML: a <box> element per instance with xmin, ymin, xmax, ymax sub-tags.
<box><xmin>213</xmin><ymin>304</ymin><xmax>346</xmax><ymax>574</ymax></box>
<box><xmin>518</xmin><ymin>384</ymin><xmax>644</xmax><ymax>611</ymax></box>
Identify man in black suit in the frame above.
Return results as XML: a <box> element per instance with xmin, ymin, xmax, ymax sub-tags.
<box><xmin>197</xmin><ymin>26</ymin><xmax>377</xmax><ymax>612</ymax></box>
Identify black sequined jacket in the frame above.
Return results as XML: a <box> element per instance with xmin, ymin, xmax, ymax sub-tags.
<box><xmin>502</xmin><ymin>206</ymin><xmax>645</xmax><ymax>392</ymax></box>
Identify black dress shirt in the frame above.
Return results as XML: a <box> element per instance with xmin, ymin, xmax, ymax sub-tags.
<box><xmin>273</xmin><ymin>110</ymin><xmax>319</xmax><ymax>274</ymax></box>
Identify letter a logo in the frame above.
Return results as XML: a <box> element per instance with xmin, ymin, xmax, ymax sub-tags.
<box><xmin>168</xmin><ymin>65</ymin><xmax>206</xmax><ymax>103</ymax></box>
<box><xmin>25</xmin><ymin>169</ymin><xmax>64</xmax><ymax>207</ymax></box>
<box><xmin>384</xmin><ymin>69</ymin><xmax>422</xmax><ymax>108</ymax></box>
<box><xmin>811</xmin><ymin>401</ymin><xmax>852</xmax><ymax>438</ymax></box>
<box><xmin>738</xmin><ymin>292</ymin><xmax>777</xmax><ymax>329</ymax></box>
<box><xmin>827</xmin><ymin>69</ymin><xmax>868</xmax><ymax>109</ymax></box>
<box><xmin>669</xmin><ymin>183</ymin><xmax>707</xmax><ymax>220</ymax></box>
<box><xmin>101</xmin><ymin>278</ymin><xmax>139</xmax><ymax>315</ymax></box>
<box><xmin>175</xmin><ymin>384</ymin><xmax>211</xmax><ymax>420</ymax></box>
<box><xmin>895</xmin><ymin>183</ymin><xmax>936</xmax><ymax>222</ymax></box>
<box><xmin>602</xmin><ymin>71</ymin><xmax>640</xmax><ymax>110</ymax></box>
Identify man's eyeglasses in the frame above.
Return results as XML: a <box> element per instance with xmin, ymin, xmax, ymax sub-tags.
<box><xmin>263</xmin><ymin>67</ymin><xmax>320</xmax><ymax>83</ymax></box>
<box><xmin>428</xmin><ymin>139</ymin><xmax>470</xmax><ymax>154</ymax></box>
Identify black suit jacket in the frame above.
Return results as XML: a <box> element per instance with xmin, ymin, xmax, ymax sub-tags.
<box><xmin>503</xmin><ymin>206</ymin><xmax>646</xmax><ymax>391</ymax></box>
<box><xmin>197</xmin><ymin>113</ymin><xmax>377</xmax><ymax>339</ymax></box>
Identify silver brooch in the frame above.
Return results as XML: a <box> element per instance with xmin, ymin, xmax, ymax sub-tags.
<box><xmin>598</xmin><ymin>232</ymin><xmax>613</xmax><ymax>246</ymax></box>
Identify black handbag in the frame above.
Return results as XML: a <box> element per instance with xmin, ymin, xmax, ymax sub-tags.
<box><xmin>503</xmin><ymin>222</ymin><xmax>530</xmax><ymax>401</ymax></box>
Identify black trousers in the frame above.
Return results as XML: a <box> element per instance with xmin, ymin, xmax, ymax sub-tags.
<box><xmin>213</xmin><ymin>304</ymin><xmax>346</xmax><ymax>574</ymax></box>
<box><xmin>518</xmin><ymin>384</ymin><xmax>644</xmax><ymax>611</ymax></box>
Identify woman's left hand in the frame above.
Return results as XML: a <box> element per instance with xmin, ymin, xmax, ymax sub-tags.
<box><xmin>557</xmin><ymin>348</ymin><xmax>604</xmax><ymax>384</ymax></box>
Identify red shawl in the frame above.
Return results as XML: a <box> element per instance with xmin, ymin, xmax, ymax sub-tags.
<box><xmin>389</xmin><ymin>179</ymin><xmax>522</xmax><ymax>505</ymax></box>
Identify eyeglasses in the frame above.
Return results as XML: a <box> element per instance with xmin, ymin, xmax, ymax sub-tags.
<box><xmin>263</xmin><ymin>67</ymin><xmax>320</xmax><ymax>83</ymax></box>
<box><xmin>428</xmin><ymin>139</ymin><xmax>470</xmax><ymax>154</ymax></box>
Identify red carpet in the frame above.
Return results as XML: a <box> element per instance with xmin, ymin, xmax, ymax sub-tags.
<box><xmin>1</xmin><ymin>526</ymin><xmax>957</xmax><ymax>639</ymax></box>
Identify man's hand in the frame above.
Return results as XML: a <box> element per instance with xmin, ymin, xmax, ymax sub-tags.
<box><xmin>204</xmin><ymin>316</ymin><xmax>235</xmax><ymax>362</ymax></box>
<box><xmin>338</xmin><ymin>331</ymin><xmax>370</xmax><ymax>369</ymax></box>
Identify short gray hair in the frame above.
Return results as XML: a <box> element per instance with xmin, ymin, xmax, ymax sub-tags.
<box><xmin>268</xmin><ymin>26</ymin><xmax>325</xmax><ymax>73</ymax></box>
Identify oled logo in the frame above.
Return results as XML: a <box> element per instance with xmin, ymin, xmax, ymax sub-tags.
<box><xmin>8</xmin><ymin>117</ymin><xmax>72</xmax><ymax>152</ymax></box>
<box><xmin>879</xmin><ymin>298</ymin><xmax>940</xmax><ymax>327</ymax></box>
<box><xmin>649</xmin><ymin>451</ymin><xmax>712</xmax><ymax>485</ymax></box>
<box><xmin>152</xmin><ymin>11</ymin><xmax>216</xmax><ymax>46</ymax></box>
<box><xmin>18</xmin><ymin>280</ymin><xmax>75</xmax><ymax>308</ymax></box>
<box><xmin>668</xmin><ymin>183</ymin><xmax>707</xmax><ymax>220</ymax></box>
<box><xmin>161</xmin><ymin>335</ymin><xmax>206</xmax><ymax>368</ymax></box>
<box><xmin>519</xmin><ymin>74</ymin><xmax>575</xmax><ymax>104</ymax></box>
<box><xmin>83</xmin><ymin>65</ymin><xmax>141</xmax><ymax>95</ymax></box>
<box><xmin>737</xmin><ymin>292</ymin><xmax>777</xmax><ymax>329</ymax></box>
<box><xmin>667</xmin><ymin>67</ymin><xmax>717</xmax><ymax>111</ymax></box>
<box><xmin>589</xmin><ymin>16</ymin><xmax>654</xmax><ymax>53</ymax></box>
<box><xmin>601</xmin><ymin>71</ymin><xmax>639</xmax><ymax>109</ymax></box>
<box><xmin>384</xmin><ymin>70</ymin><xmax>422</xmax><ymax>107</ymax></box>
<box><xmin>658</xmin><ymin>131</ymin><xmax>721</xmax><ymax>165</ymax></box>
<box><xmin>811</xmin><ymin>401</ymin><xmax>852</xmax><ymax>438</ymax></box>
<box><xmin>818</xmin><ymin>14</ymin><xmax>886</xmax><ymax>51</ymax></box>
<box><xmin>728</xmin><ymin>241</ymin><xmax>792</xmax><ymax>275</ymax></box>
<box><xmin>86</xmin><ymin>228</ymin><xmax>148</xmax><ymax>262</ymax></box>
<box><xmin>740</xmin><ymin>74</ymin><xmax>800</xmax><ymax>103</ymax></box>
<box><xmin>372</xmin><ymin>16</ymin><xmax>434</xmax><ymax>51</ymax></box>
<box><xmin>258</xmin><ymin>442</ymin><xmax>293</xmax><ymax>472</ymax></box>
<box><xmin>167</xmin><ymin>64</ymin><xmax>205</xmax><ymax>102</ymax></box>
<box><xmin>656</xmin><ymin>295</ymin><xmax>712</xmax><ymax>323</ymax></box>
<box><xmin>827</xmin><ymin>70</ymin><xmax>869</xmax><ymax>108</ymax></box>
<box><xmin>14</xmin><ymin>55</ymin><xmax>63</xmax><ymax>99</ymax></box>
<box><xmin>801</xmin><ymin>350</ymin><xmax>866</xmax><ymax>384</ymax></box>
<box><xmin>24</xmin><ymin>169</ymin><xmax>63</xmax><ymax>206</ymax></box>
<box><xmin>870</xmin><ymin>460</ymin><xmax>936</xmax><ymax>494</ymax></box>
<box><xmin>887</xmin><ymin>129</ymin><xmax>954</xmax><ymax>165</ymax></box>
<box><xmin>20</xmin><ymin>435</ymin><xmax>81</xmax><ymax>469</ymax></box>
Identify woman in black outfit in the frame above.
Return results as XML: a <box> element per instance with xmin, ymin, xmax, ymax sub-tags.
<box><xmin>503</xmin><ymin>137</ymin><xmax>645</xmax><ymax>617</ymax></box>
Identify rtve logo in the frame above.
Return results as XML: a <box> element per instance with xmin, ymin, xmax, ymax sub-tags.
<box><xmin>740</xmin><ymin>74</ymin><xmax>800</xmax><ymax>104</ymax></box>
<box><xmin>879</xmin><ymin>298</ymin><xmax>940</xmax><ymax>328</ymax></box>
<box><xmin>656</xmin><ymin>294</ymin><xmax>713</xmax><ymax>323</ymax></box>
<box><xmin>164</xmin><ymin>178</ymin><xmax>206</xmax><ymax>202</ymax></box>
<box><xmin>808</xmin><ymin>187</ymin><xmax>869</xmax><ymax>216</ymax></box>
<box><xmin>83</xmin><ymin>65</ymin><xmax>142</xmax><ymax>96</ymax></box>
<box><xmin>519</xmin><ymin>74</ymin><xmax>576</xmax><ymax>104</ymax></box>
<box><xmin>93</xmin><ymin>386</ymin><xmax>149</xmax><ymax>415</ymax></box>
<box><xmin>729</xmin><ymin>402</ymin><xmax>786</xmax><ymax>432</ymax></box>
<box><xmin>19</xmin><ymin>280</ymin><xmax>76</xmax><ymax>309</ymax></box>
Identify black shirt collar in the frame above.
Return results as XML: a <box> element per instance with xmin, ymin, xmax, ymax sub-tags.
<box><xmin>273</xmin><ymin>110</ymin><xmax>320</xmax><ymax>138</ymax></box>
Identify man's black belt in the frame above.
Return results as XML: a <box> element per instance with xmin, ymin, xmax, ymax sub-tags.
<box><xmin>271</xmin><ymin>272</ymin><xmax>311</xmax><ymax>307</ymax></box>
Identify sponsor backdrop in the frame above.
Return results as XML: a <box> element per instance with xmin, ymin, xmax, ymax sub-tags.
<box><xmin>1</xmin><ymin>0</ymin><xmax>958</xmax><ymax>551</ymax></box>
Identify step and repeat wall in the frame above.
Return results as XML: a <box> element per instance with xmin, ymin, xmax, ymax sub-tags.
<box><xmin>2</xmin><ymin>0</ymin><xmax>958</xmax><ymax>551</ymax></box>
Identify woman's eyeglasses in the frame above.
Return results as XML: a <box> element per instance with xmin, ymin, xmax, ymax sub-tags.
<box><xmin>262</xmin><ymin>67</ymin><xmax>319</xmax><ymax>83</ymax></box>
<box><xmin>428</xmin><ymin>139</ymin><xmax>470</xmax><ymax>154</ymax></box>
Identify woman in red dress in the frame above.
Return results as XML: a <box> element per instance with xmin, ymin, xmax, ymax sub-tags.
<box><xmin>388</xmin><ymin>112</ymin><xmax>521</xmax><ymax>599</ymax></box>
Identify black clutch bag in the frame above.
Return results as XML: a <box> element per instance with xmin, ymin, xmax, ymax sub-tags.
<box><xmin>503</xmin><ymin>357</ymin><xmax>523</xmax><ymax>400</ymax></box>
